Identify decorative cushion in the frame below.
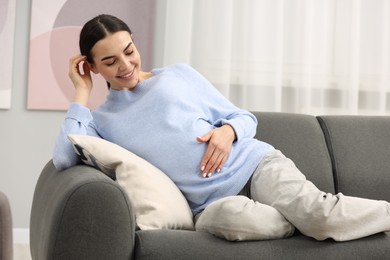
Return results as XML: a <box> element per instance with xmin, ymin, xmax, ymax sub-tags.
<box><xmin>67</xmin><ymin>134</ymin><xmax>194</xmax><ymax>230</ymax></box>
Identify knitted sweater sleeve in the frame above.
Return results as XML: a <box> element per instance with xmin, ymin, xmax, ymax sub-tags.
<box><xmin>178</xmin><ymin>64</ymin><xmax>258</xmax><ymax>141</ymax></box>
<box><xmin>52</xmin><ymin>103</ymin><xmax>99</xmax><ymax>171</ymax></box>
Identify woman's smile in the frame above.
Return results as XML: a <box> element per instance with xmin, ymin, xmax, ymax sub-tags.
<box><xmin>118</xmin><ymin>69</ymin><xmax>135</xmax><ymax>80</ymax></box>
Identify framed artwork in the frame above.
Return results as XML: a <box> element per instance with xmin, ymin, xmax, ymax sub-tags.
<box><xmin>27</xmin><ymin>0</ymin><xmax>156</xmax><ymax>110</ymax></box>
<box><xmin>0</xmin><ymin>0</ymin><xmax>16</xmax><ymax>109</ymax></box>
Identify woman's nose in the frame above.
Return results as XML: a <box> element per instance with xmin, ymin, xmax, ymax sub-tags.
<box><xmin>118</xmin><ymin>56</ymin><xmax>131</xmax><ymax>71</ymax></box>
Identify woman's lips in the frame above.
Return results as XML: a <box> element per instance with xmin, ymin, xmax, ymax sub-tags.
<box><xmin>118</xmin><ymin>69</ymin><xmax>134</xmax><ymax>79</ymax></box>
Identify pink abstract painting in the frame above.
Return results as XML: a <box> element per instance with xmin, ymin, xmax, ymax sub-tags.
<box><xmin>0</xmin><ymin>0</ymin><xmax>16</xmax><ymax>109</ymax></box>
<box><xmin>27</xmin><ymin>0</ymin><xmax>156</xmax><ymax>110</ymax></box>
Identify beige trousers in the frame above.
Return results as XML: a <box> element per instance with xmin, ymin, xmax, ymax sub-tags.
<box><xmin>195</xmin><ymin>150</ymin><xmax>390</xmax><ymax>241</ymax></box>
<box><xmin>250</xmin><ymin>150</ymin><xmax>390</xmax><ymax>241</ymax></box>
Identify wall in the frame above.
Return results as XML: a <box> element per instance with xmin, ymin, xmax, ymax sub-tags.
<box><xmin>0</xmin><ymin>0</ymin><xmax>66</xmax><ymax>230</ymax></box>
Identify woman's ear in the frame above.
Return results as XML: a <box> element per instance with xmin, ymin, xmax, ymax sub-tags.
<box><xmin>87</xmin><ymin>61</ymin><xmax>99</xmax><ymax>74</ymax></box>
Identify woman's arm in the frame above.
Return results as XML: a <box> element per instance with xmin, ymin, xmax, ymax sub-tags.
<box><xmin>53</xmin><ymin>55</ymin><xmax>99</xmax><ymax>171</ymax></box>
<box><xmin>178</xmin><ymin>64</ymin><xmax>258</xmax><ymax>177</ymax></box>
<box><xmin>52</xmin><ymin>103</ymin><xmax>99</xmax><ymax>171</ymax></box>
<box><xmin>178</xmin><ymin>64</ymin><xmax>258</xmax><ymax>140</ymax></box>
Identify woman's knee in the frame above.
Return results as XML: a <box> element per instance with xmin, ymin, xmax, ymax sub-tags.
<box><xmin>195</xmin><ymin>195</ymin><xmax>295</xmax><ymax>241</ymax></box>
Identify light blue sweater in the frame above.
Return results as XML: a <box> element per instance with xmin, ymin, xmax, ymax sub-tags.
<box><xmin>53</xmin><ymin>63</ymin><xmax>274</xmax><ymax>215</ymax></box>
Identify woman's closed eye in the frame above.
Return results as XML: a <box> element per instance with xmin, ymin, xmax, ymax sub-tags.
<box><xmin>104</xmin><ymin>59</ymin><xmax>116</xmax><ymax>66</ymax></box>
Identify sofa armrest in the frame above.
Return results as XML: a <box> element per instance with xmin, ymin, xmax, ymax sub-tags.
<box><xmin>30</xmin><ymin>160</ymin><xmax>135</xmax><ymax>260</ymax></box>
<box><xmin>0</xmin><ymin>191</ymin><xmax>12</xmax><ymax>260</ymax></box>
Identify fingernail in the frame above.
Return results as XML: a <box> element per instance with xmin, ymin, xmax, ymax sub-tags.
<box><xmin>217</xmin><ymin>168</ymin><xmax>221</xmax><ymax>173</ymax></box>
<box><xmin>202</xmin><ymin>172</ymin><xmax>207</xmax><ymax>178</ymax></box>
<box><xmin>201</xmin><ymin>165</ymin><xmax>205</xmax><ymax>171</ymax></box>
<box><xmin>207</xmin><ymin>172</ymin><xmax>212</xmax><ymax>177</ymax></box>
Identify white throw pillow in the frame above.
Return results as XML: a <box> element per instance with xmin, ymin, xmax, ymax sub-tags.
<box><xmin>67</xmin><ymin>134</ymin><xmax>194</xmax><ymax>231</ymax></box>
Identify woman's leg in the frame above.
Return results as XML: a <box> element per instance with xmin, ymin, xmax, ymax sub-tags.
<box><xmin>194</xmin><ymin>195</ymin><xmax>295</xmax><ymax>241</ymax></box>
<box><xmin>250</xmin><ymin>150</ymin><xmax>390</xmax><ymax>241</ymax></box>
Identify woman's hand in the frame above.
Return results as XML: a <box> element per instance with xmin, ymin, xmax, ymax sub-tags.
<box><xmin>68</xmin><ymin>55</ymin><xmax>93</xmax><ymax>106</ymax></box>
<box><xmin>197</xmin><ymin>124</ymin><xmax>236</xmax><ymax>178</ymax></box>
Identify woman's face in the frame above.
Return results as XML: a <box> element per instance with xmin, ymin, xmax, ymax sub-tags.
<box><xmin>89</xmin><ymin>31</ymin><xmax>142</xmax><ymax>90</ymax></box>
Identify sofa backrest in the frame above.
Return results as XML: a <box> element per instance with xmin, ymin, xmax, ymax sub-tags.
<box><xmin>252</xmin><ymin>112</ymin><xmax>335</xmax><ymax>194</ymax></box>
<box><xmin>318</xmin><ymin>116</ymin><xmax>390</xmax><ymax>201</ymax></box>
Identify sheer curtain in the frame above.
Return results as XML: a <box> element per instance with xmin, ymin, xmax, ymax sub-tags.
<box><xmin>158</xmin><ymin>0</ymin><xmax>390</xmax><ymax>115</ymax></box>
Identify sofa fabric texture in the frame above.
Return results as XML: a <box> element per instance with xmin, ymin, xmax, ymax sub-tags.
<box><xmin>30</xmin><ymin>112</ymin><xmax>390</xmax><ymax>260</ymax></box>
<box><xmin>318</xmin><ymin>116</ymin><xmax>390</xmax><ymax>199</ymax></box>
<box><xmin>0</xmin><ymin>191</ymin><xmax>12</xmax><ymax>260</ymax></box>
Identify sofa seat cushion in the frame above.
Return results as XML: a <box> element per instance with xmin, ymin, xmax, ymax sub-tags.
<box><xmin>135</xmin><ymin>230</ymin><xmax>390</xmax><ymax>260</ymax></box>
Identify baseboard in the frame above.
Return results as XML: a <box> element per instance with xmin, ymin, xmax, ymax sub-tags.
<box><xmin>13</xmin><ymin>228</ymin><xmax>30</xmax><ymax>244</ymax></box>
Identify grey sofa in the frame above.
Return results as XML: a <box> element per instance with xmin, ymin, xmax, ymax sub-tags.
<box><xmin>30</xmin><ymin>112</ymin><xmax>390</xmax><ymax>260</ymax></box>
<box><xmin>0</xmin><ymin>191</ymin><xmax>12</xmax><ymax>260</ymax></box>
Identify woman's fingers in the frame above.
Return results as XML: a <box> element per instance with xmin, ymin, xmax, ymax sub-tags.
<box><xmin>68</xmin><ymin>55</ymin><xmax>93</xmax><ymax>90</ymax></box>
<box><xmin>198</xmin><ymin>125</ymin><xmax>236</xmax><ymax>178</ymax></box>
<box><xmin>199</xmin><ymin>139</ymin><xmax>230</xmax><ymax>177</ymax></box>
